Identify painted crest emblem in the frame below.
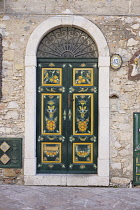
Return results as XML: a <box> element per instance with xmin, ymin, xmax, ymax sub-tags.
<box><xmin>129</xmin><ymin>50</ymin><xmax>140</xmax><ymax>80</ymax></box>
<box><xmin>110</xmin><ymin>54</ymin><xmax>122</xmax><ymax>70</ymax></box>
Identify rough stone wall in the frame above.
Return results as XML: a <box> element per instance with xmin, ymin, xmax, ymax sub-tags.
<box><xmin>1</xmin><ymin>0</ymin><xmax>140</xmax><ymax>15</ymax></box>
<box><xmin>0</xmin><ymin>0</ymin><xmax>140</xmax><ymax>185</ymax></box>
<box><xmin>101</xmin><ymin>17</ymin><xmax>140</xmax><ymax>186</ymax></box>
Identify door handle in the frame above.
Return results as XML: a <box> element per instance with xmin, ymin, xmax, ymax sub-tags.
<box><xmin>68</xmin><ymin>109</ymin><xmax>72</xmax><ymax>120</ymax></box>
<box><xmin>63</xmin><ymin>109</ymin><xmax>66</xmax><ymax>120</ymax></box>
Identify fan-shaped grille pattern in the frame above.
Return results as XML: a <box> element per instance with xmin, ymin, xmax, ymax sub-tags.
<box><xmin>37</xmin><ymin>27</ymin><xmax>98</xmax><ymax>58</ymax></box>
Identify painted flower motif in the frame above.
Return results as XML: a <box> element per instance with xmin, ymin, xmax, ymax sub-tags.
<box><xmin>46</xmin><ymin>151</ymin><xmax>58</xmax><ymax>157</ymax></box>
<box><xmin>80</xmin><ymin>165</ymin><xmax>86</xmax><ymax>169</ymax></box>
<box><xmin>49</xmin><ymin>95</ymin><xmax>54</xmax><ymax>98</ymax></box>
<box><xmin>77</xmin><ymin>76</ymin><xmax>86</xmax><ymax>84</ymax></box>
<box><xmin>50</xmin><ymin>75</ymin><xmax>59</xmax><ymax>83</ymax></box>
<box><xmin>77</xmin><ymin>151</ymin><xmax>89</xmax><ymax>157</ymax></box>
<box><xmin>46</xmin><ymin>120</ymin><xmax>56</xmax><ymax>131</ymax></box>
<box><xmin>78</xmin><ymin>120</ymin><xmax>87</xmax><ymax>132</ymax></box>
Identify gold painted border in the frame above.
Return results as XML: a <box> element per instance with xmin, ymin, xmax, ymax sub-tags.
<box><xmin>41</xmin><ymin>142</ymin><xmax>62</xmax><ymax>163</ymax></box>
<box><xmin>73</xmin><ymin>68</ymin><xmax>94</xmax><ymax>86</ymax></box>
<box><xmin>41</xmin><ymin>93</ymin><xmax>62</xmax><ymax>135</ymax></box>
<box><xmin>42</xmin><ymin>68</ymin><xmax>62</xmax><ymax>86</ymax></box>
<box><xmin>73</xmin><ymin>142</ymin><xmax>93</xmax><ymax>164</ymax></box>
<box><xmin>73</xmin><ymin>93</ymin><xmax>94</xmax><ymax>135</ymax></box>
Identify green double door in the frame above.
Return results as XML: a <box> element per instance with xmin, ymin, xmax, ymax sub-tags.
<box><xmin>36</xmin><ymin>59</ymin><xmax>98</xmax><ymax>173</ymax></box>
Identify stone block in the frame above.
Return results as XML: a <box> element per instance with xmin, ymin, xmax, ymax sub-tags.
<box><xmin>4</xmin><ymin>111</ymin><xmax>19</xmax><ymax>120</ymax></box>
<box><xmin>127</xmin><ymin>38</ymin><xmax>139</xmax><ymax>47</ymax></box>
<box><xmin>7</xmin><ymin>101</ymin><xmax>19</xmax><ymax>109</ymax></box>
<box><xmin>114</xmin><ymin>141</ymin><xmax>121</xmax><ymax>148</ymax></box>
<box><xmin>111</xmin><ymin>177</ymin><xmax>130</xmax><ymax>185</ymax></box>
<box><xmin>4</xmin><ymin>169</ymin><xmax>16</xmax><ymax>177</ymax></box>
<box><xmin>3</xmin><ymin>50</ymin><xmax>14</xmax><ymax>61</ymax></box>
<box><xmin>119</xmin><ymin>149</ymin><xmax>130</xmax><ymax>157</ymax></box>
<box><xmin>0</xmin><ymin>127</ymin><xmax>5</xmax><ymax>133</ymax></box>
<box><xmin>2</xmin><ymin>16</ymin><xmax>10</xmax><ymax>21</ymax></box>
<box><xmin>111</xmin><ymin>163</ymin><xmax>121</xmax><ymax>169</ymax></box>
<box><xmin>131</xmin><ymin>24</ymin><xmax>139</xmax><ymax>30</ymax></box>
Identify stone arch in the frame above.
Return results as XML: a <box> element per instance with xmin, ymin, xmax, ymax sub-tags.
<box><xmin>24</xmin><ymin>15</ymin><xmax>110</xmax><ymax>186</ymax></box>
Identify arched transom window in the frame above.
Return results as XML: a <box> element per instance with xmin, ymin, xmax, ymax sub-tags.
<box><xmin>37</xmin><ymin>27</ymin><xmax>98</xmax><ymax>58</ymax></box>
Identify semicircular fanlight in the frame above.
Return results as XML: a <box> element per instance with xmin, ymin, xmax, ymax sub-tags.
<box><xmin>37</xmin><ymin>27</ymin><xmax>98</xmax><ymax>58</ymax></box>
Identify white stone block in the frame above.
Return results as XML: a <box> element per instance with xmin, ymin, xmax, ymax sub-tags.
<box><xmin>99</xmin><ymin>67</ymin><xmax>109</xmax><ymax>108</ymax></box>
<box><xmin>25</xmin><ymin>105</ymin><xmax>36</xmax><ymax>159</ymax></box>
<box><xmin>98</xmin><ymin>159</ymin><xmax>109</xmax><ymax>177</ymax></box>
<box><xmin>7</xmin><ymin>101</ymin><xmax>19</xmax><ymax>109</ymax></box>
<box><xmin>61</xmin><ymin>16</ymin><xmax>74</xmax><ymax>26</ymax></box>
<box><xmin>98</xmin><ymin>107</ymin><xmax>109</xmax><ymax>160</ymax></box>
<box><xmin>131</xmin><ymin>24</ymin><xmax>139</xmax><ymax>29</ymax></box>
<box><xmin>127</xmin><ymin>38</ymin><xmax>139</xmax><ymax>47</ymax></box>
<box><xmin>25</xmin><ymin>56</ymin><xmax>36</xmax><ymax>67</ymax></box>
<box><xmin>66</xmin><ymin>174</ymin><xmax>109</xmax><ymax>186</ymax></box>
<box><xmin>98</xmin><ymin>57</ymin><xmax>110</xmax><ymax>67</ymax></box>
<box><xmin>24</xmin><ymin>175</ymin><xmax>67</xmax><ymax>186</ymax></box>
<box><xmin>4</xmin><ymin>111</ymin><xmax>19</xmax><ymax>120</ymax></box>
<box><xmin>111</xmin><ymin>162</ymin><xmax>121</xmax><ymax>169</ymax></box>
<box><xmin>24</xmin><ymin>158</ymin><xmax>36</xmax><ymax>176</ymax></box>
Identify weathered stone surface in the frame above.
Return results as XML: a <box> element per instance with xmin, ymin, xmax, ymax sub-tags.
<box><xmin>7</xmin><ymin>101</ymin><xmax>19</xmax><ymax>109</ymax></box>
<box><xmin>2</xmin><ymin>16</ymin><xmax>10</xmax><ymax>21</ymax></box>
<box><xmin>4</xmin><ymin>169</ymin><xmax>16</xmax><ymax>177</ymax></box>
<box><xmin>111</xmin><ymin>177</ymin><xmax>130</xmax><ymax>185</ymax></box>
<box><xmin>131</xmin><ymin>24</ymin><xmax>139</xmax><ymax>30</ymax></box>
<box><xmin>127</xmin><ymin>38</ymin><xmax>139</xmax><ymax>46</ymax></box>
<box><xmin>4</xmin><ymin>111</ymin><xmax>19</xmax><ymax>120</ymax></box>
<box><xmin>111</xmin><ymin>163</ymin><xmax>122</xmax><ymax>170</ymax></box>
<box><xmin>3</xmin><ymin>50</ymin><xmax>14</xmax><ymax>61</ymax></box>
<box><xmin>0</xmin><ymin>127</ymin><xmax>5</xmax><ymax>133</ymax></box>
<box><xmin>0</xmin><ymin>0</ymin><xmax>140</xmax><ymax>186</ymax></box>
<box><xmin>114</xmin><ymin>141</ymin><xmax>121</xmax><ymax>148</ymax></box>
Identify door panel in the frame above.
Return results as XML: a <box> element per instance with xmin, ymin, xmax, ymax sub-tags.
<box><xmin>73</xmin><ymin>93</ymin><xmax>94</xmax><ymax>135</ymax></box>
<box><xmin>41</xmin><ymin>93</ymin><xmax>62</xmax><ymax>135</ymax></box>
<box><xmin>37</xmin><ymin>59</ymin><xmax>98</xmax><ymax>173</ymax></box>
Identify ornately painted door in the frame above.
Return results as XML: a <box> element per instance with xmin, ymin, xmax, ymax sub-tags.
<box><xmin>36</xmin><ymin>59</ymin><xmax>98</xmax><ymax>173</ymax></box>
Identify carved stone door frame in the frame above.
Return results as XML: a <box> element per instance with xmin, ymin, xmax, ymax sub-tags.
<box><xmin>24</xmin><ymin>15</ymin><xmax>110</xmax><ymax>186</ymax></box>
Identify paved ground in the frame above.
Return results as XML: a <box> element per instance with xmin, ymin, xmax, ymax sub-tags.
<box><xmin>0</xmin><ymin>185</ymin><xmax>140</xmax><ymax>210</ymax></box>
